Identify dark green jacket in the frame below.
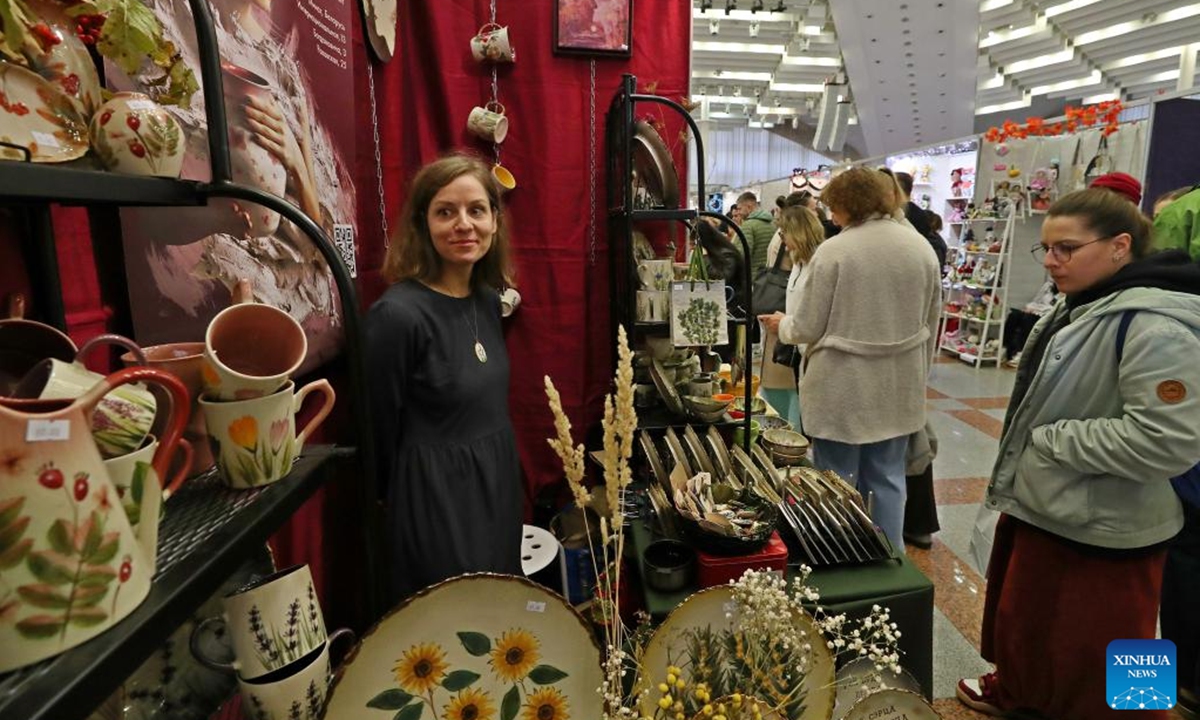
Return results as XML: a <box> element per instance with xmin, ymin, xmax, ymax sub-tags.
<box><xmin>741</xmin><ymin>208</ymin><xmax>776</xmax><ymax>274</ymax></box>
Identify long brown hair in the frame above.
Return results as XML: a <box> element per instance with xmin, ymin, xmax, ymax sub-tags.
<box><xmin>1048</xmin><ymin>189</ymin><xmax>1154</xmax><ymax>259</ymax></box>
<box><xmin>779</xmin><ymin>206</ymin><xmax>824</xmax><ymax>264</ymax></box>
<box><xmin>381</xmin><ymin>153</ymin><xmax>514</xmax><ymax>289</ymax></box>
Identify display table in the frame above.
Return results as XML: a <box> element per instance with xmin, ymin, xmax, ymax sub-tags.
<box><xmin>630</xmin><ymin>520</ymin><xmax>934</xmax><ymax>699</ymax></box>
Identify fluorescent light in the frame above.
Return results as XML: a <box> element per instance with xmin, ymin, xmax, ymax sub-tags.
<box><xmin>1004</xmin><ymin>49</ymin><xmax>1075</xmax><ymax>75</ymax></box>
<box><xmin>756</xmin><ymin>105</ymin><xmax>799</xmax><ymax>115</ymax></box>
<box><xmin>769</xmin><ymin>82</ymin><xmax>826</xmax><ymax>93</ymax></box>
<box><xmin>848</xmin><ymin>115</ymin><xmax>859</xmax><ymax>125</ymax></box>
<box><xmin>748</xmin><ymin>121</ymin><xmax>776</xmax><ymax>128</ymax></box>
<box><xmin>693</xmin><ymin>71</ymin><xmax>774</xmax><ymax>82</ymax></box>
<box><xmin>693</xmin><ymin>8</ymin><xmax>795</xmax><ymax>22</ymax></box>
<box><xmin>706</xmin><ymin>95</ymin><xmax>756</xmax><ymax>105</ymax></box>
<box><xmin>979</xmin><ymin>17</ymin><xmax>1046</xmax><ymax>48</ymax></box>
<box><xmin>693</xmin><ymin>41</ymin><xmax>786</xmax><ymax>54</ymax></box>
<box><xmin>1082</xmin><ymin>91</ymin><xmax>1121</xmax><ymax>103</ymax></box>
<box><xmin>1103</xmin><ymin>46</ymin><xmax>1184</xmax><ymax>70</ymax></box>
<box><xmin>710</xmin><ymin>112</ymin><xmax>737</xmax><ymax>119</ymax></box>
<box><xmin>1043</xmin><ymin>0</ymin><xmax>1102</xmax><ymax>18</ymax></box>
<box><xmin>1140</xmin><ymin>69</ymin><xmax>1183</xmax><ymax>84</ymax></box>
<box><xmin>1075</xmin><ymin>20</ymin><xmax>1142</xmax><ymax>45</ymax></box>
<box><xmin>778</xmin><ymin>54</ymin><xmax>841</xmax><ymax>67</ymax></box>
<box><xmin>981</xmin><ymin>0</ymin><xmax>1014</xmax><ymax>11</ymax></box>
<box><xmin>1160</xmin><ymin>3</ymin><xmax>1200</xmax><ymax>24</ymax></box>
<box><xmin>799</xmin><ymin>25</ymin><xmax>825</xmax><ymax>35</ymax></box>
<box><xmin>975</xmin><ymin>95</ymin><xmax>1032</xmax><ymax>115</ymax></box>
<box><xmin>979</xmin><ymin>72</ymin><xmax>1006</xmax><ymax>90</ymax></box>
<box><xmin>1030</xmin><ymin>70</ymin><xmax>1102</xmax><ymax>95</ymax></box>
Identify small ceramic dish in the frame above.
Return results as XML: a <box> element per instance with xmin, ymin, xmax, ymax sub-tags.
<box><xmin>756</xmin><ymin>415</ymin><xmax>792</xmax><ymax>432</ymax></box>
<box><xmin>733</xmin><ymin>395</ymin><xmax>767</xmax><ymax>414</ymax></box>
<box><xmin>762</xmin><ymin>428</ymin><xmax>810</xmax><ymax>450</ymax></box>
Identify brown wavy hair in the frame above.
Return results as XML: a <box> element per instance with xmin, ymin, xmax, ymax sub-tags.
<box><xmin>381</xmin><ymin>153</ymin><xmax>514</xmax><ymax>289</ymax></box>
<box><xmin>779</xmin><ymin>206</ymin><xmax>824</xmax><ymax>264</ymax></box>
<box><xmin>821</xmin><ymin>167</ymin><xmax>895</xmax><ymax>226</ymax></box>
<box><xmin>1048</xmin><ymin>188</ymin><xmax>1154</xmax><ymax>259</ymax></box>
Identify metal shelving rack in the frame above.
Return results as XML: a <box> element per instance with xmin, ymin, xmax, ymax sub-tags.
<box><xmin>0</xmin><ymin>1</ymin><xmax>378</xmax><ymax>716</ymax></box>
<box><xmin>605</xmin><ymin>74</ymin><xmax>754</xmax><ymax>447</ymax></box>
<box><xmin>936</xmin><ymin>207</ymin><xmax>1016</xmax><ymax>368</ymax></box>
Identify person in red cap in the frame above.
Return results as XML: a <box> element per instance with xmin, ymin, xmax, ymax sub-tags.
<box><xmin>1089</xmin><ymin>171</ymin><xmax>1143</xmax><ymax>205</ymax></box>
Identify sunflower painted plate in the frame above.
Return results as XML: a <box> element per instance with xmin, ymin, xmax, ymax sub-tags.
<box><xmin>636</xmin><ymin>586</ymin><xmax>836</xmax><ymax>720</ymax></box>
<box><xmin>0</xmin><ymin>63</ymin><xmax>88</xmax><ymax>163</ymax></box>
<box><xmin>325</xmin><ymin>574</ymin><xmax>602</xmax><ymax>720</ymax></box>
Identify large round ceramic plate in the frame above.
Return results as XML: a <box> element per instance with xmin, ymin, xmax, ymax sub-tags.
<box><xmin>639</xmin><ymin>430</ymin><xmax>669</xmax><ymax>490</ymax></box>
<box><xmin>683</xmin><ymin>425</ymin><xmax>716</xmax><ymax>476</ymax></box>
<box><xmin>632</xmin><ymin>120</ymin><xmax>679</xmax><ymax>208</ymax></box>
<box><xmin>651</xmin><ymin>358</ymin><xmax>685</xmax><ymax>417</ymax></box>
<box><xmin>706</xmin><ymin>426</ymin><xmax>735</xmax><ymax>480</ymax></box>
<box><xmin>832</xmin><ymin>657</ymin><xmax>922</xmax><ymax>720</ymax></box>
<box><xmin>664</xmin><ymin>427</ymin><xmax>693</xmax><ymax>479</ymax></box>
<box><xmin>326</xmin><ymin>574</ymin><xmax>603</xmax><ymax>720</ymax></box>
<box><xmin>636</xmin><ymin>586</ymin><xmax>836</xmax><ymax>720</ymax></box>
<box><xmin>0</xmin><ymin>63</ymin><xmax>88</xmax><ymax>163</ymax></box>
<box><xmin>358</xmin><ymin>0</ymin><xmax>397</xmax><ymax>62</ymax></box>
<box><xmin>842</xmin><ymin>689</ymin><xmax>937</xmax><ymax>719</ymax></box>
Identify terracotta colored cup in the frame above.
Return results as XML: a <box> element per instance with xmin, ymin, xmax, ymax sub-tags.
<box><xmin>0</xmin><ymin>293</ymin><xmax>77</xmax><ymax>396</ymax></box>
<box><xmin>123</xmin><ymin>342</ymin><xmax>214</xmax><ymax>475</ymax></box>
<box><xmin>203</xmin><ymin>302</ymin><xmax>306</xmax><ymax>401</ymax></box>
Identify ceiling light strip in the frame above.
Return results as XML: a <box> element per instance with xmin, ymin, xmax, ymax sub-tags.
<box><xmin>1043</xmin><ymin>0</ymin><xmax>1103</xmax><ymax>18</ymax></box>
<box><xmin>693</xmin><ymin>41</ymin><xmax>786</xmax><ymax>54</ymax></box>
<box><xmin>1076</xmin><ymin>4</ymin><xmax>1200</xmax><ymax>46</ymax></box>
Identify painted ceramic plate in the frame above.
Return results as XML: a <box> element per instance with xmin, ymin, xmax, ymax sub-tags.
<box><xmin>325</xmin><ymin>574</ymin><xmax>603</xmax><ymax>720</ymax></box>
<box><xmin>651</xmin><ymin>358</ymin><xmax>685</xmax><ymax>417</ymax></box>
<box><xmin>842</xmin><ymin>689</ymin><xmax>937</xmax><ymax>720</ymax></box>
<box><xmin>706</xmin><ymin>426</ymin><xmax>735</xmax><ymax>480</ymax></box>
<box><xmin>631</xmin><ymin>120</ymin><xmax>679</xmax><ymax>208</ymax></box>
<box><xmin>664</xmin><ymin>427</ymin><xmax>693</xmax><ymax>480</ymax></box>
<box><xmin>683</xmin><ymin>425</ymin><xmax>716</xmax><ymax>477</ymax></box>
<box><xmin>832</xmin><ymin>657</ymin><xmax>922</xmax><ymax>720</ymax></box>
<box><xmin>639</xmin><ymin>430</ymin><xmax>669</xmax><ymax>491</ymax></box>
<box><xmin>359</xmin><ymin>0</ymin><xmax>397</xmax><ymax>62</ymax></box>
<box><xmin>0</xmin><ymin>63</ymin><xmax>88</xmax><ymax>163</ymax></box>
<box><xmin>636</xmin><ymin>586</ymin><xmax>836</xmax><ymax>720</ymax></box>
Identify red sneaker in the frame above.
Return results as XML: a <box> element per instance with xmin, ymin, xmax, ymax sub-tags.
<box><xmin>957</xmin><ymin>672</ymin><xmax>1006</xmax><ymax>716</ymax></box>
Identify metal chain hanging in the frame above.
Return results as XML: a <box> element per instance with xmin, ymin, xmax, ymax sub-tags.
<box><xmin>587</xmin><ymin>59</ymin><xmax>597</xmax><ymax>266</ymax></box>
<box><xmin>489</xmin><ymin>0</ymin><xmax>501</xmax><ymax>166</ymax></box>
<box><xmin>367</xmin><ymin>61</ymin><xmax>390</xmax><ymax>248</ymax></box>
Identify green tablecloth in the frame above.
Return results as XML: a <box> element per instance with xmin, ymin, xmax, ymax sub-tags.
<box><xmin>630</xmin><ymin>520</ymin><xmax>935</xmax><ymax>699</ymax></box>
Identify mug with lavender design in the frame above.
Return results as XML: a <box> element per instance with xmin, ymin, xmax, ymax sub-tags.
<box><xmin>199</xmin><ymin>379</ymin><xmax>335</xmax><ymax>489</ymax></box>
<box><xmin>190</xmin><ymin>564</ymin><xmax>328</xmax><ymax>680</ymax></box>
<box><xmin>238</xmin><ymin>628</ymin><xmax>354</xmax><ymax>720</ymax></box>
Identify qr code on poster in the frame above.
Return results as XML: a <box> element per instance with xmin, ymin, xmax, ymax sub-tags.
<box><xmin>333</xmin><ymin>224</ymin><xmax>357</xmax><ymax>278</ymax></box>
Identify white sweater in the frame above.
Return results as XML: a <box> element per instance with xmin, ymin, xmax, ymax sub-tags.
<box><xmin>788</xmin><ymin>216</ymin><xmax>941</xmax><ymax>444</ymax></box>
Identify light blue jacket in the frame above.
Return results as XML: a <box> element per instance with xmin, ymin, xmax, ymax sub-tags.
<box><xmin>985</xmin><ymin>287</ymin><xmax>1200</xmax><ymax>548</ymax></box>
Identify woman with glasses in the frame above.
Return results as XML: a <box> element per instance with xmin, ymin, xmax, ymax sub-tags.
<box><xmin>958</xmin><ymin>189</ymin><xmax>1200</xmax><ymax>719</ymax></box>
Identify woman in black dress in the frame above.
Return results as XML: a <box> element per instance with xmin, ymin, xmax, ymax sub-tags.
<box><xmin>365</xmin><ymin>154</ymin><xmax>523</xmax><ymax>600</ymax></box>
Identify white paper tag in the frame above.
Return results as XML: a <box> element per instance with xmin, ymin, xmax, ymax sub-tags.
<box><xmin>26</xmin><ymin>419</ymin><xmax>70</xmax><ymax>442</ymax></box>
<box><xmin>126</xmin><ymin>99</ymin><xmax>156</xmax><ymax>111</ymax></box>
<box><xmin>525</xmin><ymin>600</ymin><xmax>546</xmax><ymax>613</ymax></box>
<box><xmin>30</xmin><ymin>131</ymin><xmax>60</xmax><ymax>150</ymax></box>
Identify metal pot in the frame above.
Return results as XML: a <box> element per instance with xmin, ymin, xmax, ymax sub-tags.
<box><xmin>643</xmin><ymin>539</ymin><xmax>696</xmax><ymax>593</ymax></box>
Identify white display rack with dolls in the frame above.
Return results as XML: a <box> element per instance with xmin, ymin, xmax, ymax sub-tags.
<box><xmin>936</xmin><ymin>204</ymin><xmax>1016</xmax><ymax>368</ymax></box>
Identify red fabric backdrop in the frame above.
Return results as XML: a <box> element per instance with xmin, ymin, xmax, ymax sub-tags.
<box><xmin>1</xmin><ymin>0</ymin><xmax>690</xmax><ymax>629</ymax></box>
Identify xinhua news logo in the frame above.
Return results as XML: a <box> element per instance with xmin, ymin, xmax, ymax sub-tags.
<box><xmin>1106</xmin><ymin>639</ymin><xmax>1177</xmax><ymax>710</ymax></box>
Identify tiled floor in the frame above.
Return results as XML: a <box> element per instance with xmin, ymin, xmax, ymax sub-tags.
<box><xmin>914</xmin><ymin>358</ymin><xmax>1013</xmax><ymax>718</ymax></box>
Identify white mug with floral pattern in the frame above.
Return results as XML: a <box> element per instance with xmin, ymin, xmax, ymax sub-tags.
<box><xmin>237</xmin><ymin>628</ymin><xmax>354</xmax><ymax>720</ymax></box>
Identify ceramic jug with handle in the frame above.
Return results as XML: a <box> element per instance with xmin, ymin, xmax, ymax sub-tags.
<box><xmin>0</xmin><ymin>367</ymin><xmax>189</xmax><ymax>674</ymax></box>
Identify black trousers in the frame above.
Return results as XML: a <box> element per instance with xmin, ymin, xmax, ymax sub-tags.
<box><xmin>1162</xmin><ymin>502</ymin><xmax>1200</xmax><ymax>699</ymax></box>
<box><xmin>903</xmin><ymin>465</ymin><xmax>940</xmax><ymax>536</ymax></box>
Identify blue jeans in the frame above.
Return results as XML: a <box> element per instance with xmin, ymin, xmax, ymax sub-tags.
<box><xmin>760</xmin><ymin>387</ymin><xmax>802</xmax><ymax>431</ymax></box>
<box><xmin>812</xmin><ymin>435</ymin><xmax>909</xmax><ymax>554</ymax></box>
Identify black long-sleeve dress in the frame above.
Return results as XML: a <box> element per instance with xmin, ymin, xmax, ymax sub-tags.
<box><xmin>364</xmin><ymin>280</ymin><xmax>523</xmax><ymax>601</ymax></box>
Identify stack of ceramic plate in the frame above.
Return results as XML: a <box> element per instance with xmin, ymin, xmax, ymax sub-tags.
<box><xmin>774</xmin><ymin>467</ymin><xmax>893</xmax><ymax>566</ymax></box>
<box><xmin>761</xmin><ymin>428</ymin><xmax>810</xmax><ymax>467</ymax></box>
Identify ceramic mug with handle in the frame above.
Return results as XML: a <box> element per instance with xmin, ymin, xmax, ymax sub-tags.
<box><xmin>467</xmin><ymin>102</ymin><xmax>509</xmax><ymax>144</ymax></box>
<box><xmin>236</xmin><ymin>629</ymin><xmax>354</xmax><ymax>720</ymax></box>
<box><xmin>203</xmin><ymin>299</ymin><xmax>307</xmax><ymax>402</ymax></box>
<box><xmin>470</xmin><ymin>22</ymin><xmax>515</xmax><ymax>63</ymax></box>
<box><xmin>102</xmin><ymin>434</ymin><xmax>193</xmax><ymax>569</ymax></box>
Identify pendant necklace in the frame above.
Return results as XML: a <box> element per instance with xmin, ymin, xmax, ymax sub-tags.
<box><xmin>464</xmin><ymin>297</ymin><xmax>487</xmax><ymax>363</ymax></box>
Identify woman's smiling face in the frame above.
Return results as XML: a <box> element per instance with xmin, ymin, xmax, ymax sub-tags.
<box><xmin>426</xmin><ymin>174</ymin><xmax>496</xmax><ymax>270</ymax></box>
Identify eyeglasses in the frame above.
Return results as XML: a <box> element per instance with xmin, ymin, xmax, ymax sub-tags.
<box><xmin>1030</xmin><ymin>236</ymin><xmax>1110</xmax><ymax>262</ymax></box>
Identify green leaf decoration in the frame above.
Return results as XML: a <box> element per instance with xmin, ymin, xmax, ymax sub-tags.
<box><xmin>27</xmin><ymin>550</ymin><xmax>76</xmax><ymax>585</ymax></box>
<box><xmin>131</xmin><ymin>461</ymin><xmax>149</xmax><ymax>505</ymax></box>
<box><xmin>395</xmin><ymin>702</ymin><xmax>424</xmax><ymax>720</ymax></box>
<box><xmin>501</xmin><ymin>685</ymin><xmax>520</xmax><ymax>720</ymax></box>
<box><xmin>17</xmin><ymin>583</ymin><xmax>74</xmax><ymax>609</ymax></box>
<box><xmin>528</xmin><ymin>665</ymin><xmax>569</xmax><ymax>685</ymax></box>
<box><xmin>81</xmin><ymin>511</ymin><xmax>104</xmax><ymax>559</ymax></box>
<box><xmin>78</xmin><ymin>564</ymin><xmax>118</xmax><ymax>587</ymax></box>
<box><xmin>47</xmin><ymin>519</ymin><xmax>75</xmax><ymax>557</ymax></box>
<box><xmin>0</xmin><ymin>496</ymin><xmax>25</xmax><ymax>529</ymax></box>
<box><xmin>69</xmin><ymin>606</ymin><xmax>109</xmax><ymax>627</ymax></box>
<box><xmin>0</xmin><ymin>514</ymin><xmax>29</xmax><ymax>553</ymax></box>
<box><xmin>441</xmin><ymin>670</ymin><xmax>481</xmax><ymax>692</ymax></box>
<box><xmin>366</xmin><ymin>689</ymin><xmax>414</xmax><ymax>710</ymax></box>
<box><xmin>72</xmin><ymin>583</ymin><xmax>110</xmax><ymax>608</ymax></box>
<box><xmin>16</xmin><ymin>614</ymin><xmax>66</xmax><ymax>639</ymax></box>
<box><xmin>0</xmin><ymin>538</ymin><xmax>32</xmax><ymax>569</ymax></box>
<box><xmin>87</xmin><ymin>532</ymin><xmax>120</xmax><ymax>566</ymax></box>
<box><xmin>122</xmin><ymin>502</ymin><xmax>140</xmax><ymax>528</ymax></box>
<box><xmin>458</xmin><ymin>631</ymin><xmax>491</xmax><ymax>656</ymax></box>
<box><xmin>96</xmin><ymin>0</ymin><xmax>160</xmax><ymax>74</ymax></box>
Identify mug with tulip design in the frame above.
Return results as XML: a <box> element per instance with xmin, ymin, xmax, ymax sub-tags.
<box><xmin>199</xmin><ymin>379</ymin><xmax>335</xmax><ymax>489</ymax></box>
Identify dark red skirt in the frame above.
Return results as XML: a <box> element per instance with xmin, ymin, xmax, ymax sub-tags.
<box><xmin>982</xmin><ymin>514</ymin><xmax>1169</xmax><ymax>720</ymax></box>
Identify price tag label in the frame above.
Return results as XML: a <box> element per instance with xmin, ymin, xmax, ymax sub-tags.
<box><xmin>525</xmin><ymin>601</ymin><xmax>546</xmax><ymax>613</ymax></box>
<box><xmin>26</xmin><ymin>419</ymin><xmax>70</xmax><ymax>442</ymax></box>
<box><xmin>30</xmin><ymin>131</ymin><xmax>61</xmax><ymax>150</ymax></box>
<box><xmin>126</xmin><ymin>99</ymin><xmax>157</xmax><ymax>111</ymax></box>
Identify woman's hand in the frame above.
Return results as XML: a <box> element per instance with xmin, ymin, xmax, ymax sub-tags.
<box><xmin>758</xmin><ymin>312</ymin><xmax>785</xmax><ymax>334</ymax></box>
<box><xmin>243</xmin><ymin>95</ymin><xmax>321</xmax><ymax>220</ymax></box>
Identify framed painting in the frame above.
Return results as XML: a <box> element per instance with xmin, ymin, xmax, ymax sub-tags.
<box><xmin>553</xmin><ymin>0</ymin><xmax>632</xmax><ymax>57</ymax></box>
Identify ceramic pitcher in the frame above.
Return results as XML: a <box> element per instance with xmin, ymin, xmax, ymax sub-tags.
<box><xmin>0</xmin><ymin>367</ymin><xmax>189</xmax><ymax>673</ymax></box>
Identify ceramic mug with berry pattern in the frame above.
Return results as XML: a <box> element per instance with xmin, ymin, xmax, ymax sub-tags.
<box><xmin>89</xmin><ymin>92</ymin><xmax>185</xmax><ymax>178</ymax></box>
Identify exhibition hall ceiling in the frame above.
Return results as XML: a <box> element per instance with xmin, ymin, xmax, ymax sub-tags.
<box><xmin>690</xmin><ymin>0</ymin><xmax>1200</xmax><ymax>157</ymax></box>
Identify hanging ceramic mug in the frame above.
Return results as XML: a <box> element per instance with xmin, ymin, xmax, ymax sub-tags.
<box><xmin>492</xmin><ymin>163</ymin><xmax>516</xmax><ymax>192</ymax></box>
<box><xmin>190</xmin><ymin>564</ymin><xmax>329</xmax><ymax>680</ymax></box>
<box><xmin>467</xmin><ymin>102</ymin><xmax>509</xmax><ymax>144</ymax></box>
<box><xmin>470</xmin><ymin>23</ymin><xmax>515</xmax><ymax>63</ymax></box>
<box><xmin>199</xmin><ymin>379</ymin><xmax>335</xmax><ymax>489</ymax></box>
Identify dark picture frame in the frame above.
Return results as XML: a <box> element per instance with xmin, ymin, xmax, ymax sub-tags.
<box><xmin>553</xmin><ymin>0</ymin><xmax>633</xmax><ymax>57</ymax></box>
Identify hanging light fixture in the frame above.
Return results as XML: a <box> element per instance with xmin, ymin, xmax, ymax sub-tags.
<box><xmin>709</xmin><ymin>18</ymin><xmax>720</xmax><ymax>34</ymax></box>
<box><xmin>749</xmin><ymin>20</ymin><xmax>760</xmax><ymax>37</ymax></box>
<box><xmin>750</xmin><ymin>0</ymin><xmax>765</xmax><ymax>12</ymax></box>
<box><xmin>725</xmin><ymin>0</ymin><xmax>737</xmax><ymax>15</ymax></box>
<box><xmin>772</xmin><ymin>0</ymin><xmax>786</xmax><ymax>11</ymax></box>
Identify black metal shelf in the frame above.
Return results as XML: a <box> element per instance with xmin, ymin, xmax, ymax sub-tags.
<box><xmin>636</xmin><ymin>406</ymin><xmax>741</xmax><ymax>431</ymax></box>
<box><xmin>0</xmin><ymin>162</ymin><xmax>207</xmax><ymax>206</ymax></box>
<box><xmin>0</xmin><ymin>445</ymin><xmax>351</xmax><ymax>720</ymax></box>
<box><xmin>628</xmin><ymin>208</ymin><xmax>698</xmax><ymax>221</ymax></box>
